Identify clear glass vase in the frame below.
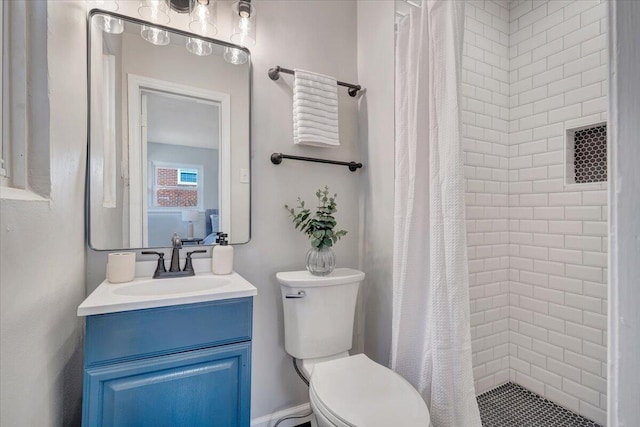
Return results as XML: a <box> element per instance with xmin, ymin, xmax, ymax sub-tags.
<box><xmin>305</xmin><ymin>246</ymin><xmax>335</xmax><ymax>276</ymax></box>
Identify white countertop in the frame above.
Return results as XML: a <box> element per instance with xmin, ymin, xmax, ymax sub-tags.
<box><xmin>78</xmin><ymin>259</ymin><xmax>257</xmax><ymax>316</ymax></box>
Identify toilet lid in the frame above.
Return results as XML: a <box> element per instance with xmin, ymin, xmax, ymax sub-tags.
<box><xmin>309</xmin><ymin>354</ymin><xmax>430</xmax><ymax>427</ymax></box>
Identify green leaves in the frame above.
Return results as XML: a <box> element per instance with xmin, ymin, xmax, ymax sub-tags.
<box><xmin>285</xmin><ymin>186</ymin><xmax>348</xmax><ymax>250</ymax></box>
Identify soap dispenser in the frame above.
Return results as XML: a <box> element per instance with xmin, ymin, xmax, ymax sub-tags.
<box><xmin>211</xmin><ymin>233</ymin><xmax>233</xmax><ymax>275</ymax></box>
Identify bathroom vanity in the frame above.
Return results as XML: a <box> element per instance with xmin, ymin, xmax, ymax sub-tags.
<box><xmin>78</xmin><ymin>273</ymin><xmax>257</xmax><ymax>427</ymax></box>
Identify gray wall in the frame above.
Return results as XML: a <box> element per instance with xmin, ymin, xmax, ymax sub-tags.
<box><xmin>357</xmin><ymin>1</ymin><xmax>396</xmax><ymax>366</ymax></box>
<box><xmin>0</xmin><ymin>2</ymin><xmax>86</xmax><ymax>425</ymax></box>
<box><xmin>232</xmin><ymin>0</ymin><xmax>361</xmax><ymax>418</ymax></box>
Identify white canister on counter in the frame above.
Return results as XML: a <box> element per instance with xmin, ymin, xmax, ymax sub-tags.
<box><xmin>107</xmin><ymin>252</ymin><xmax>137</xmax><ymax>283</ymax></box>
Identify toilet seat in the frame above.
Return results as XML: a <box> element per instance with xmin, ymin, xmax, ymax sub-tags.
<box><xmin>309</xmin><ymin>354</ymin><xmax>430</xmax><ymax>427</ymax></box>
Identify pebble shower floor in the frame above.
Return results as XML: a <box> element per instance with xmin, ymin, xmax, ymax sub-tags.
<box><xmin>477</xmin><ymin>383</ymin><xmax>603</xmax><ymax>427</ymax></box>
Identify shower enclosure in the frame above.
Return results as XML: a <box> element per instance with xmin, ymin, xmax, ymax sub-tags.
<box><xmin>395</xmin><ymin>0</ymin><xmax>608</xmax><ymax>425</ymax></box>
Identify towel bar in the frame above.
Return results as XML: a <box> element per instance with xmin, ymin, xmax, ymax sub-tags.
<box><xmin>268</xmin><ymin>66</ymin><xmax>362</xmax><ymax>97</ymax></box>
<box><xmin>270</xmin><ymin>153</ymin><xmax>363</xmax><ymax>172</ymax></box>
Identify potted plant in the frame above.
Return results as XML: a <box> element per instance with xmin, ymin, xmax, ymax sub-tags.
<box><xmin>285</xmin><ymin>186</ymin><xmax>347</xmax><ymax>276</ymax></box>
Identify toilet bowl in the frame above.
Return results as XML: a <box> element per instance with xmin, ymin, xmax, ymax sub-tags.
<box><xmin>309</xmin><ymin>354</ymin><xmax>430</xmax><ymax>427</ymax></box>
<box><xmin>277</xmin><ymin>269</ymin><xmax>431</xmax><ymax>427</ymax></box>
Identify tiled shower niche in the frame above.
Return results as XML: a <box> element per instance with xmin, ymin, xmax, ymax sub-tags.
<box><xmin>566</xmin><ymin>124</ymin><xmax>608</xmax><ymax>185</ymax></box>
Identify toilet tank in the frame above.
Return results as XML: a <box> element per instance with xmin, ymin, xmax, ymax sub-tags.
<box><xmin>276</xmin><ymin>268</ymin><xmax>365</xmax><ymax>359</ymax></box>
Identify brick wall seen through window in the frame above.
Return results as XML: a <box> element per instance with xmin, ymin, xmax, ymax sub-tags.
<box><xmin>155</xmin><ymin>167</ymin><xmax>199</xmax><ymax>208</ymax></box>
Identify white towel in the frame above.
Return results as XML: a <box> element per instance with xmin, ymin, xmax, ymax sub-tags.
<box><xmin>297</xmin><ymin>115</ymin><xmax>339</xmax><ymax>129</ymax></box>
<box><xmin>294</xmin><ymin>91</ymin><xmax>338</xmax><ymax>107</ymax></box>
<box><xmin>295</xmin><ymin>71</ymin><xmax>335</xmax><ymax>86</ymax></box>
<box><xmin>295</xmin><ymin>79</ymin><xmax>337</xmax><ymax>93</ymax></box>
<box><xmin>297</xmin><ymin>120</ymin><xmax>339</xmax><ymax>134</ymax></box>
<box><xmin>293</xmin><ymin>104</ymin><xmax>338</xmax><ymax>120</ymax></box>
<box><xmin>293</xmin><ymin>69</ymin><xmax>339</xmax><ymax>147</ymax></box>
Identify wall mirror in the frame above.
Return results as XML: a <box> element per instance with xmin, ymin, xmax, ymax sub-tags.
<box><xmin>88</xmin><ymin>11</ymin><xmax>250</xmax><ymax>250</ymax></box>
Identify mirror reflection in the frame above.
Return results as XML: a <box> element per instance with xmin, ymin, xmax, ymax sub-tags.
<box><xmin>88</xmin><ymin>12</ymin><xmax>250</xmax><ymax>250</ymax></box>
<box><xmin>145</xmin><ymin>92</ymin><xmax>220</xmax><ymax>247</ymax></box>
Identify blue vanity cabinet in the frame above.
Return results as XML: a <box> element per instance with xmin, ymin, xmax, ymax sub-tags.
<box><xmin>81</xmin><ymin>297</ymin><xmax>253</xmax><ymax>427</ymax></box>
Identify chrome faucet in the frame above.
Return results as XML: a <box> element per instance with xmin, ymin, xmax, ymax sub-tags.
<box><xmin>141</xmin><ymin>233</ymin><xmax>207</xmax><ymax>279</ymax></box>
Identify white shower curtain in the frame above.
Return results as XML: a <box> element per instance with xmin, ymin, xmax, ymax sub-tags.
<box><xmin>391</xmin><ymin>1</ymin><xmax>481</xmax><ymax>426</ymax></box>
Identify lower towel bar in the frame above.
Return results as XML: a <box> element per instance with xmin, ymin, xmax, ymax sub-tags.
<box><xmin>270</xmin><ymin>153</ymin><xmax>363</xmax><ymax>172</ymax></box>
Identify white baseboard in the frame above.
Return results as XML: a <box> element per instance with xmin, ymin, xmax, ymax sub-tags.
<box><xmin>251</xmin><ymin>403</ymin><xmax>313</xmax><ymax>427</ymax></box>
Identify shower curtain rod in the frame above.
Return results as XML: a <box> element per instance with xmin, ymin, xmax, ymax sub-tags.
<box><xmin>268</xmin><ymin>66</ymin><xmax>362</xmax><ymax>97</ymax></box>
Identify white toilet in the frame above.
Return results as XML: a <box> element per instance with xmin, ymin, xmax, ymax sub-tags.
<box><xmin>277</xmin><ymin>268</ymin><xmax>431</xmax><ymax>427</ymax></box>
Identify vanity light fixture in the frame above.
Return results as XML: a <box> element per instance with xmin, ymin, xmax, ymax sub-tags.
<box><xmin>132</xmin><ymin>0</ymin><xmax>250</xmax><ymax>63</ymax></box>
<box><xmin>95</xmin><ymin>1</ymin><xmax>124</xmax><ymax>34</ymax></box>
<box><xmin>230</xmin><ymin>0</ymin><xmax>256</xmax><ymax>48</ymax></box>
<box><xmin>186</xmin><ymin>0</ymin><xmax>216</xmax><ymax>56</ymax></box>
<box><xmin>222</xmin><ymin>0</ymin><xmax>254</xmax><ymax>64</ymax></box>
<box><xmin>189</xmin><ymin>0</ymin><xmax>217</xmax><ymax>38</ymax></box>
<box><xmin>138</xmin><ymin>0</ymin><xmax>171</xmax><ymax>25</ymax></box>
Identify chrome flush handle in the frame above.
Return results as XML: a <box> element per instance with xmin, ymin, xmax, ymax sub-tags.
<box><xmin>285</xmin><ymin>290</ymin><xmax>306</xmax><ymax>299</ymax></box>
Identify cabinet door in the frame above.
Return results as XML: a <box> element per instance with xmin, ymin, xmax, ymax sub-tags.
<box><xmin>83</xmin><ymin>342</ymin><xmax>251</xmax><ymax>427</ymax></box>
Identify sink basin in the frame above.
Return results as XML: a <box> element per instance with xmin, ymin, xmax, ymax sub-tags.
<box><xmin>113</xmin><ymin>276</ymin><xmax>231</xmax><ymax>297</ymax></box>
<box><xmin>77</xmin><ymin>271</ymin><xmax>257</xmax><ymax>316</ymax></box>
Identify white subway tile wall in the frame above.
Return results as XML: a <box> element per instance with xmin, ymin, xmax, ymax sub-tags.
<box><xmin>463</xmin><ymin>0</ymin><xmax>512</xmax><ymax>397</ymax></box>
<box><xmin>508</xmin><ymin>0</ymin><xmax>608</xmax><ymax>424</ymax></box>
<box><xmin>464</xmin><ymin>1</ymin><xmax>608</xmax><ymax>425</ymax></box>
